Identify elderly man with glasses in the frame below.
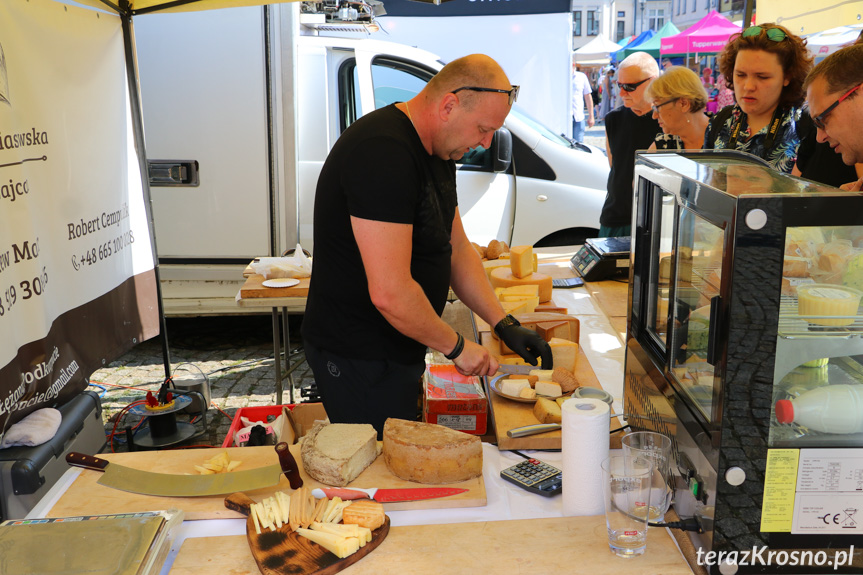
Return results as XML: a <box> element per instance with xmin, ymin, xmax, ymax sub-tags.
<box><xmin>302</xmin><ymin>54</ymin><xmax>551</xmax><ymax>436</ymax></box>
<box><xmin>804</xmin><ymin>43</ymin><xmax>863</xmax><ymax>191</ymax></box>
<box><xmin>597</xmin><ymin>52</ymin><xmax>662</xmax><ymax>238</ymax></box>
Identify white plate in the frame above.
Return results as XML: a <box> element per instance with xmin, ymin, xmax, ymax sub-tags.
<box><xmin>262</xmin><ymin>278</ymin><xmax>300</xmax><ymax>288</ymax></box>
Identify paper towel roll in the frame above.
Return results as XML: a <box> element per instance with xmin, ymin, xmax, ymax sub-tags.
<box><xmin>561</xmin><ymin>397</ymin><xmax>610</xmax><ymax>516</ymax></box>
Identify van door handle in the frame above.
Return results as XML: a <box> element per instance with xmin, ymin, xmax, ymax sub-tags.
<box><xmin>536</xmin><ymin>195</ymin><xmax>548</xmax><ymax>202</ymax></box>
<box><xmin>148</xmin><ymin>160</ymin><xmax>199</xmax><ymax>187</ymax></box>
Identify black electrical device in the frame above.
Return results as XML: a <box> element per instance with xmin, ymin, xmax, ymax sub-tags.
<box><xmin>500</xmin><ymin>458</ymin><xmax>562</xmax><ymax>497</ymax></box>
<box><xmin>570</xmin><ymin>236</ymin><xmax>631</xmax><ymax>282</ymax></box>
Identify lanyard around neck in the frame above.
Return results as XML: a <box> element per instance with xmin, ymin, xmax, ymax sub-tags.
<box><xmin>727</xmin><ymin>106</ymin><xmax>785</xmax><ymax>151</ymax></box>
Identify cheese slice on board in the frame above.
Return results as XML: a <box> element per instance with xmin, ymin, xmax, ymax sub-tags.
<box><xmin>489</xmin><ymin>268</ymin><xmax>552</xmax><ymax>302</ymax></box>
<box><xmin>548</xmin><ymin>337</ymin><xmax>578</xmax><ymax>372</ymax></box>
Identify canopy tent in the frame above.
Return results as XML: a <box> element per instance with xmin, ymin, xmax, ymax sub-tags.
<box><xmin>573</xmin><ymin>34</ymin><xmax>625</xmax><ymax>65</ymax></box>
<box><xmin>660</xmin><ymin>10</ymin><xmax>740</xmax><ymax>56</ymax></box>
<box><xmin>805</xmin><ymin>24</ymin><xmax>863</xmax><ymax>58</ymax></box>
<box><xmin>620</xmin><ymin>21</ymin><xmax>680</xmax><ymax>59</ymax></box>
<box><xmin>613</xmin><ymin>30</ymin><xmax>653</xmax><ymax>62</ymax></box>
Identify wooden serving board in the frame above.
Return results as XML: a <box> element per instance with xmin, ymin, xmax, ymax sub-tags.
<box><xmin>225</xmin><ymin>492</ymin><xmax>390</xmax><ymax>575</ymax></box>
<box><xmin>169</xmin><ymin>516</ymin><xmax>695</xmax><ymax>575</ymax></box>
<box><xmin>47</xmin><ymin>444</ymin><xmax>485</xmax><ymax>521</ymax></box>
<box><xmin>240</xmin><ymin>274</ymin><xmax>310</xmax><ymax>299</ymax></box>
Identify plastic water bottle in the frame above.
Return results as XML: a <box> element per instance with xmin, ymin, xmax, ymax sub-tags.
<box><xmin>774</xmin><ymin>384</ymin><xmax>863</xmax><ymax>434</ymax></box>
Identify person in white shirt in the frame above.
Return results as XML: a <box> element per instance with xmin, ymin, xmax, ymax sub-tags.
<box><xmin>571</xmin><ymin>62</ymin><xmax>595</xmax><ymax>142</ymax></box>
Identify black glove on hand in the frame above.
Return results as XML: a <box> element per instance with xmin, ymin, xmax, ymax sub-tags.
<box><xmin>495</xmin><ymin>314</ymin><xmax>554</xmax><ymax>369</ymax></box>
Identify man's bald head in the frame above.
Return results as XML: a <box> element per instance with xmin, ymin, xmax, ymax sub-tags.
<box><xmin>425</xmin><ymin>54</ymin><xmax>511</xmax><ymax>109</ymax></box>
<box><xmin>619</xmin><ymin>52</ymin><xmax>660</xmax><ymax>78</ymax></box>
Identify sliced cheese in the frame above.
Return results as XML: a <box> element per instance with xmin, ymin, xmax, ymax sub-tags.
<box><xmin>519</xmin><ymin>387</ymin><xmax>537</xmax><ymax>399</ymax></box>
<box><xmin>501</xmin><ymin>300</ymin><xmax>532</xmax><ymax>315</ymax></box>
<box><xmin>548</xmin><ymin>337</ymin><xmax>578</xmax><ymax>373</ymax></box>
<box><xmin>501</xmin><ymin>378</ymin><xmax>531</xmax><ymax>397</ymax></box>
<box><xmin>510</xmin><ymin>245</ymin><xmax>534</xmax><ymax>279</ymax></box>
<box><xmin>489</xmin><ymin>267</ymin><xmax>553</xmax><ymax>302</ymax></box>
<box><xmin>534</xmin><ymin>381</ymin><xmax>562</xmax><ymax>398</ymax></box>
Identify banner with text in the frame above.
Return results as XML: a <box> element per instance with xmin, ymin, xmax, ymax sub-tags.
<box><xmin>0</xmin><ymin>0</ymin><xmax>159</xmax><ymax>437</ymax></box>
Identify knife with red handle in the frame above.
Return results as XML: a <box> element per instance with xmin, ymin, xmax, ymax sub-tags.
<box><xmin>311</xmin><ymin>487</ymin><xmax>467</xmax><ymax>503</ymax></box>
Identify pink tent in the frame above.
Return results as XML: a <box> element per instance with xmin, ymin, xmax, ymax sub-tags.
<box><xmin>660</xmin><ymin>11</ymin><xmax>742</xmax><ymax>56</ymax></box>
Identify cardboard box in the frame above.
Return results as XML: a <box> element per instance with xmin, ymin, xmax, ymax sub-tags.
<box><xmin>423</xmin><ymin>363</ymin><xmax>488</xmax><ymax>435</ymax></box>
<box><xmin>222</xmin><ymin>402</ymin><xmax>328</xmax><ymax>447</ymax></box>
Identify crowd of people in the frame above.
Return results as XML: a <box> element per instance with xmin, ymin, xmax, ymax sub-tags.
<box><xmin>577</xmin><ymin>23</ymin><xmax>863</xmax><ymax>237</ymax></box>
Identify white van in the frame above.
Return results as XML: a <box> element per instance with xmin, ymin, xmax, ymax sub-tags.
<box><xmin>135</xmin><ymin>7</ymin><xmax>609</xmax><ymax>315</ymax></box>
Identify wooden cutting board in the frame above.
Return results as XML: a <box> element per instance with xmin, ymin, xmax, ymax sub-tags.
<box><xmin>47</xmin><ymin>444</ymin><xmax>485</xmax><ymax>520</ymax></box>
<box><xmin>240</xmin><ymin>274</ymin><xmax>310</xmax><ymax>298</ymax></box>
<box><xmin>169</xmin><ymin>516</ymin><xmax>695</xmax><ymax>575</ymax></box>
<box><xmin>225</xmin><ymin>492</ymin><xmax>390</xmax><ymax>575</ymax></box>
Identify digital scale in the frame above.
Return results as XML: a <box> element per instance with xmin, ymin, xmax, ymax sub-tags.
<box><xmin>570</xmin><ymin>236</ymin><xmax>631</xmax><ymax>282</ymax></box>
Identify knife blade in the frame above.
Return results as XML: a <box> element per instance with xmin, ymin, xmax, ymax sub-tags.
<box><xmin>66</xmin><ymin>442</ymin><xmax>303</xmax><ymax>497</ymax></box>
<box><xmin>506</xmin><ymin>423</ymin><xmax>562</xmax><ymax>438</ymax></box>
<box><xmin>310</xmin><ymin>486</ymin><xmax>468</xmax><ymax>503</ymax></box>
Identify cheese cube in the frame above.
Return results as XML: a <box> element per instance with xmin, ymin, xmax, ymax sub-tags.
<box><xmin>501</xmin><ymin>378</ymin><xmax>531</xmax><ymax>397</ymax></box>
<box><xmin>548</xmin><ymin>337</ymin><xmax>578</xmax><ymax>372</ymax></box>
<box><xmin>534</xmin><ymin>381</ymin><xmax>562</xmax><ymax>398</ymax></box>
<box><xmin>519</xmin><ymin>387</ymin><xmax>537</xmax><ymax>399</ymax></box>
<box><xmin>510</xmin><ymin>246</ymin><xmax>534</xmax><ymax>279</ymax></box>
<box><xmin>529</xmin><ymin>369</ymin><xmax>555</xmax><ymax>381</ymax></box>
<box><xmin>534</xmin><ymin>397</ymin><xmax>562</xmax><ymax>424</ymax></box>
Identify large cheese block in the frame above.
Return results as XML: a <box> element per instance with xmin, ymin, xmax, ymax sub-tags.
<box><xmin>489</xmin><ymin>267</ymin><xmax>552</xmax><ymax>302</ymax></box>
<box><xmin>510</xmin><ymin>245</ymin><xmax>533</xmax><ymax>279</ymax></box>
<box><xmin>548</xmin><ymin>337</ymin><xmax>578</xmax><ymax>372</ymax></box>
<box><xmin>301</xmin><ymin>421</ymin><xmax>380</xmax><ymax>486</ymax></box>
<box><xmin>382</xmin><ymin>418</ymin><xmax>482</xmax><ymax>484</ymax></box>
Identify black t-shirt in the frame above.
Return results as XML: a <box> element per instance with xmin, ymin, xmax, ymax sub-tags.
<box><xmin>795</xmin><ymin>132</ymin><xmax>858</xmax><ymax>188</ymax></box>
<box><xmin>302</xmin><ymin>104</ymin><xmax>457</xmax><ymax>364</ymax></box>
<box><xmin>600</xmin><ymin>107</ymin><xmax>661</xmax><ymax>227</ymax></box>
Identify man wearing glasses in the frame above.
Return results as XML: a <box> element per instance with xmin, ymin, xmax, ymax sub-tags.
<box><xmin>598</xmin><ymin>52</ymin><xmax>662</xmax><ymax>238</ymax></box>
<box><xmin>302</xmin><ymin>54</ymin><xmax>551</xmax><ymax>436</ymax></box>
<box><xmin>804</xmin><ymin>43</ymin><xmax>863</xmax><ymax>190</ymax></box>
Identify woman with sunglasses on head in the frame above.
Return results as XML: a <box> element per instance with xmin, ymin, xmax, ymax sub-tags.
<box><xmin>705</xmin><ymin>23</ymin><xmax>813</xmax><ymax>173</ymax></box>
<box><xmin>645</xmin><ymin>66</ymin><xmax>710</xmax><ymax>151</ymax></box>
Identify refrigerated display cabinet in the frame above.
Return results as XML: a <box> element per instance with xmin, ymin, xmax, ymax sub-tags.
<box><xmin>625</xmin><ymin>150</ymin><xmax>863</xmax><ymax>574</ymax></box>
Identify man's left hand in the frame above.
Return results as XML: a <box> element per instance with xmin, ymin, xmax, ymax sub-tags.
<box><xmin>499</xmin><ymin>325</ymin><xmax>554</xmax><ymax>369</ymax></box>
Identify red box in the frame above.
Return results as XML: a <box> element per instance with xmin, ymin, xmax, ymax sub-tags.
<box><xmin>423</xmin><ymin>363</ymin><xmax>488</xmax><ymax>435</ymax></box>
<box><xmin>221</xmin><ymin>403</ymin><xmax>328</xmax><ymax>447</ymax></box>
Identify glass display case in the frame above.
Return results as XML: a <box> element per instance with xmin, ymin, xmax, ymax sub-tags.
<box><xmin>625</xmin><ymin>150</ymin><xmax>863</xmax><ymax>574</ymax></box>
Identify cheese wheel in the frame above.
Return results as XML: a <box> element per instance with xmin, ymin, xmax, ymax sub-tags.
<box><xmin>301</xmin><ymin>422</ymin><xmax>379</xmax><ymax>487</ymax></box>
<box><xmin>382</xmin><ymin>419</ymin><xmax>482</xmax><ymax>484</ymax></box>
<box><xmin>510</xmin><ymin>245</ymin><xmax>533</xmax><ymax>279</ymax></box>
<box><xmin>548</xmin><ymin>337</ymin><xmax>578</xmax><ymax>372</ymax></box>
<box><xmin>483</xmin><ymin>259</ymin><xmax>511</xmax><ymax>281</ymax></box>
<box><xmin>489</xmin><ymin>268</ymin><xmax>553</xmax><ymax>302</ymax></box>
<box><xmin>796</xmin><ymin>283</ymin><xmax>862</xmax><ymax>326</ymax></box>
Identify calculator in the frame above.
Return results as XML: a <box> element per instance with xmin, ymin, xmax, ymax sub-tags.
<box><xmin>500</xmin><ymin>458</ymin><xmax>563</xmax><ymax>497</ymax></box>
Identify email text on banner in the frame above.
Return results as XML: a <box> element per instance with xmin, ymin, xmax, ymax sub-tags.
<box><xmin>0</xmin><ymin>347</ymin><xmax>79</xmax><ymax>416</ymax></box>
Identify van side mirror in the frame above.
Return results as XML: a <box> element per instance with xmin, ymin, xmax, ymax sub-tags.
<box><xmin>491</xmin><ymin>127</ymin><xmax>512</xmax><ymax>173</ymax></box>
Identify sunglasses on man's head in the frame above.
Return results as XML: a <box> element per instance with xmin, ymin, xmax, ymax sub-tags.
<box><xmin>452</xmin><ymin>85</ymin><xmax>520</xmax><ymax>106</ymax></box>
<box><xmin>617</xmin><ymin>77</ymin><xmax>651</xmax><ymax>92</ymax></box>
<box><xmin>812</xmin><ymin>83</ymin><xmax>862</xmax><ymax>130</ymax></box>
<box><xmin>741</xmin><ymin>26</ymin><xmax>787</xmax><ymax>42</ymax></box>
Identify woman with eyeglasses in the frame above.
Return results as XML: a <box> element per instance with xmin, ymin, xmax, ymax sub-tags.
<box><xmin>644</xmin><ymin>66</ymin><xmax>710</xmax><ymax>151</ymax></box>
<box><xmin>705</xmin><ymin>23</ymin><xmax>813</xmax><ymax>173</ymax></box>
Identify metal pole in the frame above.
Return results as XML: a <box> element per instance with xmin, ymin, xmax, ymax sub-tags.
<box><xmin>120</xmin><ymin>3</ymin><xmax>172</xmax><ymax>380</ymax></box>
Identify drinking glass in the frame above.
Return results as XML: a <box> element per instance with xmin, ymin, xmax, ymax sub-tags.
<box><xmin>601</xmin><ymin>454</ymin><xmax>652</xmax><ymax>558</ymax></box>
<box><xmin>621</xmin><ymin>431</ymin><xmax>674</xmax><ymax>520</ymax></box>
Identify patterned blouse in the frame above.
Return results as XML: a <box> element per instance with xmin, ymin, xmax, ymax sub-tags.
<box><xmin>706</xmin><ymin>104</ymin><xmax>802</xmax><ymax>173</ymax></box>
<box><xmin>654</xmin><ymin>133</ymin><xmax>684</xmax><ymax>150</ymax></box>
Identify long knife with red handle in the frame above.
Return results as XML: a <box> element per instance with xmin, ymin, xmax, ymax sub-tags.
<box><xmin>311</xmin><ymin>487</ymin><xmax>467</xmax><ymax>503</ymax></box>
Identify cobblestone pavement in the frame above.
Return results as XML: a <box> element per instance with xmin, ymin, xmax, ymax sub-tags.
<box><xmin>90</xmin><ymin>314</ymin><xmax>314</xmax><ymax>453</ymax></box>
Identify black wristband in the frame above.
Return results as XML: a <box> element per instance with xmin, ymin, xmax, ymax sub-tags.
<box><xmin>444</xmin><ymin>332</ymin><xmax>465</xmax><ymax>360</ymax></box>
<box><xmin>494</xmin><ymin>314</ymin><xmax>521</xmax><ymax>338</ymax></box>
